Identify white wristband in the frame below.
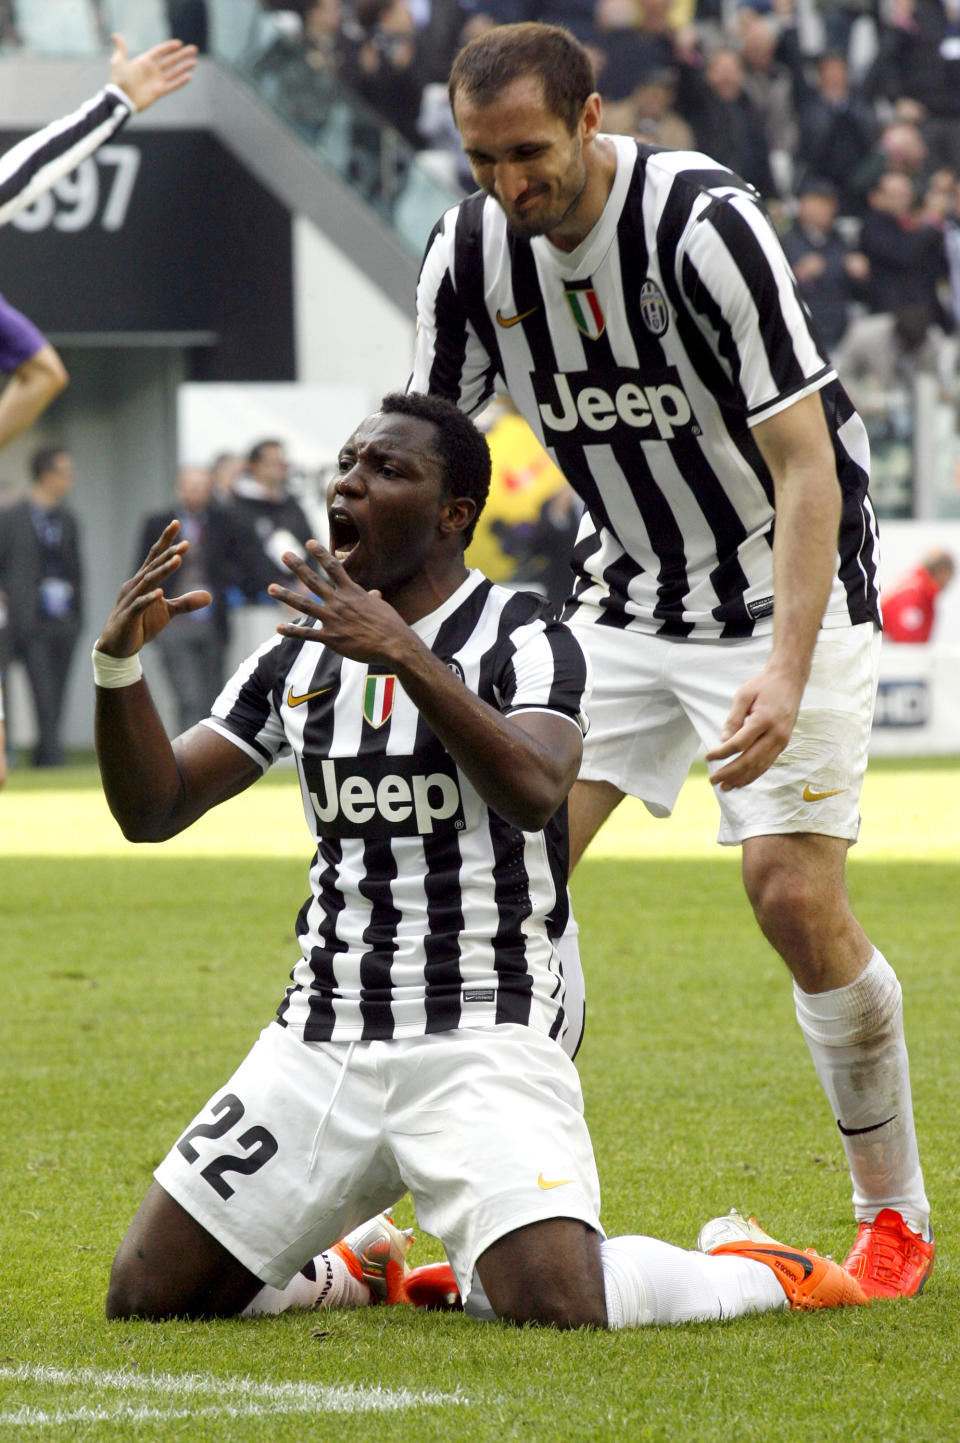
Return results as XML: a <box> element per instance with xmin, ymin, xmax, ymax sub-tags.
<box><xmin>92</xmin><ymin>646</ymin><xmax>143</xmax><ymax>688</ymax></box>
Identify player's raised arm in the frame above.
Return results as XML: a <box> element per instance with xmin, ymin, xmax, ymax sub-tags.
<box><xmin>94</xmin><ymin>522</ymin><xmax>259</xmax><ymax>841</ymax></box>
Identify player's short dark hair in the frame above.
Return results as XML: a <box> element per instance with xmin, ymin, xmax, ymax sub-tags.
<box><xmin>247</xmin><ymin>438</ymin><xmax>284</xmax><ymax>465</ymax></box>
<box><xmin>380</xmin><ymin>391</ymin><xmax>490</xmax><ymax>547</ymax></box>
<box><xmin>449</xmin><ymin>22</ymin><xmax>596</xmax><ymax>134</ymax></box>
<box><xmin>30</xmin><ymin>444</ymin><xmax>70</xmax><ymax>480</ymax></box>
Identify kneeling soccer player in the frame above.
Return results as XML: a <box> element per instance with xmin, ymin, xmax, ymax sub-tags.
<box><xmin>95</xmin><ymin>393</ymin><xmax>865</xmax><ymax>1326</ymax></box>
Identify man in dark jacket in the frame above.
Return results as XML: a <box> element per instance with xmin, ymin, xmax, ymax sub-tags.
<box><xmin>0</xmin><ymin>445</ymin><xmax>82</xmax><ymax>765</ymax></box>
<box><xmin>135</xmin><ymin>465</ymin><xmax>248</xmax><ymax>732</ymax></box>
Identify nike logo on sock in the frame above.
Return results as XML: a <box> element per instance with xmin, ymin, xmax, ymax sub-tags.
<box><xmin>837</xmin><ymin>1114</ymin><xmax>898</xmax><ymax>1136</ymax></box>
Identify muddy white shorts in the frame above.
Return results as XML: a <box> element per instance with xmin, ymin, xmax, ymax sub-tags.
<box><xmin>155</xmin><ymin>1020</ymin><xmax>603</xmax><ymax>1307</ymax></box>
<box><xmin>568</xmin><ymin>616</ymin><xmax>881</xmax><ymax>844</ymax></box>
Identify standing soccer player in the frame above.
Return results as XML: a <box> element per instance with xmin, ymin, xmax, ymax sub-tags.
<box><xmin>411</xmin><ymin>22</ymin><xmax>933</xmax><ymax>1299</ymax></box>
<box><xmin>95</xmin><ymin>393</ymin><xmax>864</xmax><ymax>1325</ymax></box>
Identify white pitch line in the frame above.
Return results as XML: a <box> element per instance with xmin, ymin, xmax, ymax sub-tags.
<box><xmin>0</xmin><ymin>1364</ymin><xmax>465</xmax><ymax>1424</ymax></box>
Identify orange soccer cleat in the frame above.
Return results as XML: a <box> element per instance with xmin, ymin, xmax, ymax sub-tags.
<box><xmin>402</xmin><ymin>1261</ymin><xmax>463</xmax><ymax>1310</ymax></box>
<box><xmin>332</xmin><ymin>1212</ymin><xmax>414</xmax><ymax>1304</ymax></box>
<box><xmin>843</xmin><ymin>1209</ymin><xmax>935</xmax><ymax>1299</ymax></box>
<box><xmin>697</xmin><ymin>1210</ymin><xmax>868</xmax><ymax>1311</ymax></box>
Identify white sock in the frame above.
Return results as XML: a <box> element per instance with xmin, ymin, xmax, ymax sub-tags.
<box><xmin>243</xmin><ymin>1252</ymin><xmax>372</xmax><ymax>1316</ymax></box>
<box><xmin>794</xmin><ymin>949</ymin><xmax>930</xmax><ymax>1236</ymax></box>
<box><xmin>600</xmin><ymin>1235</ymin><xmax>785</xmax><ymax>1326</ymax></box>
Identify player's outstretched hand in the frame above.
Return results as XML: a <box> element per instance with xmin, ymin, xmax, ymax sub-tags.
<box><xmin>96</xmin><ymin>520</ymin><xmax>212</xmax><ymax>660</ymax></box>
<box><xmin>109</xmin><ymin>33</ymin><xmax>198</xmax><ymax>112</ymax></box>
<box><xmin>269</xmin><ymin>541</ymin><xmax>410</xmax><ymax>665</ymax></box>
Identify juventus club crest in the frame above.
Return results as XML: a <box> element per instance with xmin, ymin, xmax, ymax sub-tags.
<box><xmin>363</xmin><ymin>673</ymin><xmax>396</xmax><ymax>727</ymax></box>
<box><xmin>639</xmin><ymin>280</ymin><xmax>669</xmax><ymax>336</ymax></box>
<box><xmin>565</xmin><ymin>285</ymin><xmax>605</xmax><ymax>340</ymax></box>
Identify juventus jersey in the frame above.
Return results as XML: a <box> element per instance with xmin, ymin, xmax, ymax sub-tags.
<box><xmin>412</xmin><ymin>135</ymin><xmax>880</xmax><ymax>640</ymax></box>
<box><xmin>203</xmin><ymin>571</ymin><xmax>590</xmax><ymax>1045</ymax></box>
<box><xmin>0</xmin><ymin>85</ymin><xmax>133</xmax><ymax>229</ymax></box>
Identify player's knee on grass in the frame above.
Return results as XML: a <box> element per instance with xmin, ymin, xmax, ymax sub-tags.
<box><xmin>475</xmin><ymin>1218</ymin><xmax>607</xmax><ymax>1328</ymax></box>
<box><xmin>105</xmin><ymin>1183</ymin><xmax>261</xmax><ymax>1320</ymax></box>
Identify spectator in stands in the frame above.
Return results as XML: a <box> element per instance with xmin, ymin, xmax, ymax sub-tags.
<box><xmin>602</xmin><ymin>66</ymin><xmax>695</xmax><ymax>149</ymax></box>
<box><xmin>227</xmin><ymin>439</ymin><xmax>314</xmax><ymax>600</ymax></box>
<box><xmin>166</xmin><ymin>1</ymin><xmax>208</xmax><ymax>50</ymax></box>
<box><xmin>459</xmin><ymin>0</ymin><xmax>596</xmax><ymax>43</ymax></box>
<box><xmin>835</xmin><ymin>303</ymin><xmax>957</xmax><ymax>417</ymax></box>
<box><xmin>210</xmin><ymin>450</ymin><xmax>244</xmax><ymax>501</ymax></box>
<box><xmin>413</xmin><ymin>0</ymin><xmax>470</xmax><ymax>83</ymax></box>
<box><xmin>794</xmin><ymin>50</ymin><xmax>877</xmax><ymax>213</ymax></box>
<box><xmin>0</xmin><ymin>0</ymin><xmax>17</xmax><ymax>47</ymax></box>
<box><xmin>590</xmin><ymin>0</ymin><xmax>676</xmax><ymax>103</ymax></box>
<box><xmin>881</xmin><ymin>549</ymin><xmax>955</xmax><ymax>642</ymax></box>
<box><xmin>850</xmin><ymin>117</ymin><xmax>933</xmax><ymax>214</ymax></box>
<box><xmin>250</xmin><ymin>0</ymin><xmax>345</xmax><ymax>143</ymax></box>
<box><xmin>738</xmin><ymin>12</ymin><xmax>798</xmax><ymax>192</ymax></box>
<box><xmin>858</xmin><ymin>169</ymin><xmax>951</xmax><ymax>327</ymax></box>
<box><xmin>781</xmin><ymin>176</ymin><xmax>868</xmax><ymax>354</ymax></box>
<box><xmin>940</xmin><ymin>171</ymin><xmax>960</xmax><ymax>331</ymax></box>
<box><xmin>676</xmin><ymin>42</ymin><xmax>777</xmax><ymax>198</ymax></box>
<box><xmin>0</xmin><ymin>446</ymin><xmax>83</xmax><ymax>767</ymax></box>
<box><xmin>866</xmin><ymin>0</ymin><xmax>960</xmax><ymax>173</ymax></box>
<box><xmin>133</xmin><ymin>466</ymin><xmax>244</xmax><ymax>733</ymax></box>
<box><xmin>340</xmin><ymin>0</ymin><xmax>425</xmax><ymax>149</ymax></box>
<box><xmin>818</xmin><ymin>0</ymin><xmax>879</xmax><ymax>68</ymax></box>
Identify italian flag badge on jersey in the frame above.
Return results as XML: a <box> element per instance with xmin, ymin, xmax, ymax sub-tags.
<box><xmin>565</xmin><ymin>286</ymin><xmax>605</xmax><ymax>340</ymax></box>
<box><xmin>363</xmin><ymin>673</ymin><xmax>397</xmax><ymax>728</ymax></box>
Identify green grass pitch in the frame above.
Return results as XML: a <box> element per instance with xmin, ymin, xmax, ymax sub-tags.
<box><xmin>0</xmin><ymin>757</ymin><xmax>956</xmax><ymax>1441</ymax></box>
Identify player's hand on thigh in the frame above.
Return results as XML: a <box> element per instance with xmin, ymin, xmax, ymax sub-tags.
<box><xmin>706</xmin><ymin>669</ymin><xmax>801</xmax><ymax>789</ymax></box>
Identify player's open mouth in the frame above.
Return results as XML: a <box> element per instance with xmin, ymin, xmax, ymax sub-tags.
<box><xmin>329</xmin><ymin>507</ymin><xmax>360</xmax><ymax>561</ymax></box>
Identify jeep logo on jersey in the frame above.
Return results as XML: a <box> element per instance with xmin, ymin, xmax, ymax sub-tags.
<box><xmin>533</xmin><ymin>368</ymin><xmax>694</xmax><ymax>445</ymax></box>
<box><xmin>639</xmin><ymin>280</ymin><xmax>669</xmax><ymax>336</ymax></box>
<box><xmin>303</xmin><ymin>754</ymin><xmax>466</xmax><ymax>837</ymax></box>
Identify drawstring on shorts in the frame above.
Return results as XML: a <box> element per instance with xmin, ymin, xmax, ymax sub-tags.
<box><xmin>307</xmin><ymin>1039</ymin><xmax>356</xmax><ymax>1177</ymax></box>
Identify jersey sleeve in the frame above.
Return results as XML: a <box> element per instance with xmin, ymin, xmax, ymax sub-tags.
<box><xmin>410</xmin><ymin>207</ymin><xmax>499</xmax><ymax>417</ymax></box>
<box><xmin>201</xmin><ymin>634</ymin><xmax>291</xmax><ymax>769</ymax></box>
<box><xmin>497</xmin><ymin>616</ymin><xmax>592</xmax><ymax>735</ymax></box>
<box><xmin>678</xmin><ymin>188</ymin><xmax>835</xmax><ymax>427</ymax></box>
<box><xmin>0</xmin><ymin>85</ymin><xmax>133</xmax><ymax>229</ymax></box>
<box><xmin>0</xmin><ymin>291</ymin><xmax>47</xmax><ymax>372</ymax></box>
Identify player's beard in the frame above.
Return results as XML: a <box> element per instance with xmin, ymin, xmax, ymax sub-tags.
<box><xmin>495</xmin><ymin>148</ymin><xmax>589</xmax><ymax>242</ymax></box>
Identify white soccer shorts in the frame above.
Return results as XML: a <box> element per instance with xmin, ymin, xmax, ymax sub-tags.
<box><xmin>568</xmin><ymin>617</ymin><xmax>881</xmax><ymax>844</ymax></box>
<box><xmin>155</xmin><ymin>1020</ymin><xmax>603</xmax><ymax>1307</ymax></box>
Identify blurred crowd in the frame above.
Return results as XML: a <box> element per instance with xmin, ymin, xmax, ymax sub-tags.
<box><xmin>3</xmin><ymin>0</ymin><xmax>960</xmax><ymax>768</ymax></box>
<box><xmin>2</xmin><ymin>0</ymin><xmax>959</xmax><ymax>392</ymax></box>
<box><xmin>240</xmin><ymin>0</ymin><xmax>960</xmax><ymax>391</ymax></box>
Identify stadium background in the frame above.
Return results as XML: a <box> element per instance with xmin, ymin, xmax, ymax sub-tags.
<box><xmin>0</xmin><ymin>9</ymin><xmax>958</xmax><ymax>756</ymax></box>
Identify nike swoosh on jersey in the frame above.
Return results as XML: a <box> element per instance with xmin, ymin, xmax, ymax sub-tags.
<box><xmin>802</xmin><ymin>784</ymin><xmax>848</xmax><ymax>802</ymax></box>
<box><xmin>496</xmin><ymin>306</ymin><xmax>539</xmax><ymax>328</ymax></box>
<box><xmin>537</xmin><ymin>1173</ymin><xmax>573</xmax><ymax>1190</ymax></box>
<box><xmin>837</xmin><ymin>1114</ymin><xmax>897</xmax><ymax>1137</ymax></box>
<box><xmin>287</xmin><ymin>685</ymin><xmax>333</xmax><ymax>707</ymax></box>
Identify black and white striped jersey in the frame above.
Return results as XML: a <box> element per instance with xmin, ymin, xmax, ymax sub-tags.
<box><xmin>412</xmin><ymin>135</ymin><xmax>880</xmax><ymax>640</ymax></box>
<box><xmin>0</xmin><ymin>85</ymin><xmax>133</xmax><ymax>228</ymax></box>
<box><xmin>202</xmin><ymin>571</ymin><xmax>590</xmax><ymax>1045</ymax></box>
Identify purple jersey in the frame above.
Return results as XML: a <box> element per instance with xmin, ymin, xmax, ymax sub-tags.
<box><xmin>0</xmin><ymin>291</ymin><xmax>46</xmax><ymax>373</ymax></box>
